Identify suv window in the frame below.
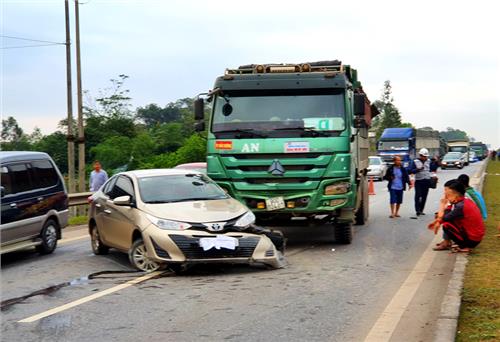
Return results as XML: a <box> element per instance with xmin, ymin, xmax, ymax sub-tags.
<box><xmin>108</xmin><ymin>176</ymin><xmax>134</xmax><ymax>200</ymax></box>
<box><xmin>1</xmin><ymin>166</ymin><xmax>13</xmax><ymax>196</ymax></box>
<box><xmin>31</xmin><ymin>160</ymin><xmax>59</xmax><ymax>188</ymax></box>
<box><xmin>8</xmin><ymin>163</ymin><xmax>34</xmax><ymax>194</ymax></box>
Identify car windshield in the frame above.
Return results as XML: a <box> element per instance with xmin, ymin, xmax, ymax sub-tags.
<box><xmin>449</xmin><ymin>146</ymin><xmax>467</xmax><ymax>153</ymax></box>
<box><xmin>443</xmin><ymin>153</ymin><xmax>461</xmax><ymax>160</ymax></box>
<box><xmin>378</xmin><ymin>140</ymin><xmax>409</xmax><ymax>150</ymax></box>
<box><xmin>138</xmin><ymin>174</ymin><xmax>228</xmax><ymax>203</ymax></box>
<box><xmin>369</xmin><ymin>158</ymin><xmax>382</xmax><ymax>165</ymax></box>
<box><xmin>211</xmin><ymin>89</ymin><xmax>345</xmax><ymax>137</ymax></box>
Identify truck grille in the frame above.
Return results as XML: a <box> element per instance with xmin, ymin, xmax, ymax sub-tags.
<box><xmin>219</xmin><ymin>153</ymin><xmax>335</xmax><ymax>190</ymax></box>
<box><xmin>169</xmin><ymin>235</ymin><xmax>259</xmax><ymax>259</ymax></box>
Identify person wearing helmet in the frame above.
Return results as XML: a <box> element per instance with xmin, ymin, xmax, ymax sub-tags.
<box><xmin>411</xmin><ymin>148</ymin><xmax>432</xmax><ymax>218</ymax></box>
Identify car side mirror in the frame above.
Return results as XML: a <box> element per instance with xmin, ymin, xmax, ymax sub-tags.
<box><xmin>113</xmin><ymin>195</ymin><xmax>132</xmax><ymax>206</ymax></box>
<box><xmin>194</xmin><ymin>98</ymin><xmax>204</xmax><ymax>120</ymax></box>
<box><xmin>0</xmin><ymin>186</ymin><xmax>5</xmax><ymax>197</ymax></box>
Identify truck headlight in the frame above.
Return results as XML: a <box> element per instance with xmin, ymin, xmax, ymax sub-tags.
<box><xmin>234</xmin><ymin>211</ymin><xmax>256</xmax><ymax>228</ymax></box>
<box><xmin>146</xmin><ymin>214</ymin><xmax>191</xmax><ymax>230</ymax></box>
<box><xmin>324</xmin><ymin>182</ymin><xmax>351</xmax><ymax>195</ymax></box>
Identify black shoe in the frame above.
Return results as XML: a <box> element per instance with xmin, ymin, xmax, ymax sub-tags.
<box><xmin>416</xmin><ymin>212</ymin><xmax>422</xmax><ymax>216</ymax></box>
<box><xmin>420</xmin><ymin>212</ymin><xmax>426</xmax><ymax>215</ymax></box>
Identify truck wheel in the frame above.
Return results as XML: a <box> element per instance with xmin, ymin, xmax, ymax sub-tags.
<box><xmin>355</xmin><ymin>200</ymin><xmax>367</xmax><ymax>225</ymax></box>
<box><xmin>334</xmin><ymin>223</ymin><xmax>353</xmax><ymax>244</ymax></box>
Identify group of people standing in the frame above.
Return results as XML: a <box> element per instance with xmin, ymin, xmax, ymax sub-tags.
<box><xmin>384</xmin><ymin>148</ymin><xmax>437</xmax><ymax>218</ymax></box>
<box><xmin>383</xmin><ymin>148</ymin><xmax>487</xmax><ymax>253</ymax></box>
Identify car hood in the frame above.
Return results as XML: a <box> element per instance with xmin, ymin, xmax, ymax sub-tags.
<box><xmin>141</xmin><ymin>198</ymin><xmax>248</xmax><ymax>223</ymax></box>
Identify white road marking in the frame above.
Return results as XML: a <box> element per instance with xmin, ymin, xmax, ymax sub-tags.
<box><xmin>18</xmin><ymin>270</ymin><xmax>164</xmax><ymax>323</ymax></box>
<box><xmin>363</xmin><ymin>234</ymin><xmax>441</xmax><ymax>342</ymax></box>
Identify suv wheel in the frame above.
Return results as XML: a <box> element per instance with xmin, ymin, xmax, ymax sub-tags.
<box><xmin>129</xmin><ymin>238</ymin><xmax>161</xmax><ymax>272</ymax></box>
<box><xmin>91</xmin><ymin>225</ymin><xmax>109</xmax><ymax>255</ymax></box>
<box><xmin>36</xmin><ymin>219</ymin><xmax>59</xmax><ymax>254</ymax></box>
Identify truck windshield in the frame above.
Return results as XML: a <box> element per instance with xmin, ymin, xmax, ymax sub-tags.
<box><xmin>211</xmin><ymin>89</ymin><xmax>345</xmax><ymax>136</ymax></box>
<box><xmin>378</xmin><ymin>140</ymin><xmax>409</xmax><ymax>150</ymax></box>
<box><xmin>449</xmin><ymin>146</ymin><xmax>467</xmax><ymax>153</ymax></box>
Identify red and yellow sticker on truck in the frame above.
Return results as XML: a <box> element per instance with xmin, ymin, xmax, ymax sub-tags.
<box><xmin>215</xmin><ymin>140</ymin><xmax>233</xmax><ymax>150</ymax></box>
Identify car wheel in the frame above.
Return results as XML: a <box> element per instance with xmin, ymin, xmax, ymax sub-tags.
<box><xmin>36</xmin><ymin>219</ymin><xmax>59</xmax><ymax>254</ymax></box>
<box><xmin>334</xmin><ymin>223</ymin><xmax>353</xmax><ymax>244</ymax></box>
<box><xmin>129</xmin><ymin>238</ymin><xmax>161</xmax><ymax>272</ymax></box>
<box><xmin>90</xmin><ymin>224</ymin><xmax>109</xmax><ymax>255</ymax></box>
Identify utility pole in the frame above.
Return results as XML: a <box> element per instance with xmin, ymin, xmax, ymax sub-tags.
<box><xmin>74</xmin><ymin>0</ymin><xmax>85</xmax><ymax>193</ymax></box>
<box><xmin>64</xmin><ymin>0</ymin><xmax>75</xmax><ymax>196</ymax></box>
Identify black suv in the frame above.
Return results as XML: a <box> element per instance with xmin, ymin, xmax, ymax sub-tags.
<box><xmin>1</xmin><ymin>152</ymin><xmax>68</xmax><ymax>255</ymax></box>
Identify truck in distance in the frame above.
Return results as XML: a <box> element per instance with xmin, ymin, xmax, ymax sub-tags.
<box><xmin>377</xmin><ymin>128</ymin><xmax>442</xmax><ymax>168</ymax></box>
<box><xmin>194</xmin><ymin>61</ymin><xmax>379</xmax><ymax>244</ymax></box>
<box><xmin>447</xmin><ymin>139</ymin><xmax>470</xmax><ymax>165</ymax></box>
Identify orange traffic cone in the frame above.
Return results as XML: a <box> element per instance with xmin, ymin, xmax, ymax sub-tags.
<box><xmin>368</xmin><ymin>177</ymin><xmax>376</xmax><ymax>195</ymax></box>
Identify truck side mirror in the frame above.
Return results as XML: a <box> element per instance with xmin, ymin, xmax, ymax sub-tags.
<box><xmin>353</xmin><ymin>93</ymin><xmax>366</xmax><ymax>116</ymax></box>
<box><xmin>195</xmin><ymin>121</ymin><xmax>205</xmax><ymax>132</ymax></box>
<box><xmin>194</xmin><ymin>98</ymin><xmax>204</xmax><ymax>120</ymax></box>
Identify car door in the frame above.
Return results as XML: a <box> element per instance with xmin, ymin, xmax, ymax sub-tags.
<box><xmin>99</xmin><ymin>175</ymin><xmax>136</xmax><ymax>251</ymax></box>
<box><xmin>0</xmin><ymin>163</ymin><xmax>40</xmax><ymax>244</ymax></box>
<box><xmin>93</xmin><ymin>176</ymin><xmax>117</xmax><ymax>243</ymax></box>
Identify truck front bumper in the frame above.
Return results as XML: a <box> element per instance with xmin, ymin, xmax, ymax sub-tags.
<box><xmin>215</xmin><ymin>178</ymin><xmax>356</xmax><ymax>215</ymax></box>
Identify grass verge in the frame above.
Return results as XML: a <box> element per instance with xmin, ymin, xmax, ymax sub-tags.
<box><xmin>457</xmin><ymin>160</ymin><xmax>500</xmax><ymax>341</ymax></box>
<box><xmin>68</xmin><ymin>215</ymin><xmax>88</xmax><ymax>226</ymax></box>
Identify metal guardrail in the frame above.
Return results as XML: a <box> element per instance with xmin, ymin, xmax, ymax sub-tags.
<box><xmin>68</xmin><ymin>192</ymin><xmax>93</xmax><ymax>206</ymax></box>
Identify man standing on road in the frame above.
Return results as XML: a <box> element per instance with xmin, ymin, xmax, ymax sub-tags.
<box><xmin>384</xmin><ymin>155</ymin><xmax>411</xmax><ymax>218</ymax></box>
<box><xmin>411</xmin><ymin>148</ymin><xmax>432</xmax><ymax>219</ymax></box>
<box><xmin>89</xmin><ymin>160</ymin><xmax>108</xmax><ymax>192</ymax></box>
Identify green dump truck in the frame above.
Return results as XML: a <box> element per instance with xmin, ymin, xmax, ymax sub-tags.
<box><xmin>194</xmin><ymin>61</ymin><xmax>379</xmax><ymax>243</ymax></box>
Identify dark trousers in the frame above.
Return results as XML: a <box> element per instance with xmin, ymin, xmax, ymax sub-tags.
<box><xmin>414</xmin><ymin>179</ymin><xmax>431</xmax><ymax>214</ymax></box>
<box><xmin>443</xmin><ymin>222</ymin><xmax>480</xmax><ymax>249</ymax></box>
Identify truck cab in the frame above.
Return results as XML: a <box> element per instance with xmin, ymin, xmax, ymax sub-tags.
<box><xmin>377</xmin><ymin>128</ymin><xmax>415</xmax><ymax>168</ymax></box>
<box><xmin>447</xmin><ymin>140</ymin><xmax>470</xmax><ymax>165</ymax></box>
<box><xmin>195</xmin><ymin>61</ymin><xmax>378</xmax><ymax>243</ymax></box>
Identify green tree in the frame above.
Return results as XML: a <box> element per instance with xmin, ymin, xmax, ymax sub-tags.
<box><xmin>34</xmin><ymin>131</ymin><xmax>68</xmax><ymax>173</ymax></box>
<box><xmin>439</xmin><ymin>127</ymin><xmax>468</xmax><ymax>141</ymax></box>
<box><xmin>139</xmin><ymin>134</ymin><xmax>206</xmax><ymax>169</ymax></box>
<box><xmin>1</xmin><ymin>116</ymin><xmax>32</xmax><ymax>151</ymax></box>
<box><xmin>90</xmin><ymin>136</ymin><xmax>133</xmax><ymax>170</ymax></box>
<box><xmin>372</xmin><ymin>81</ymin><xmax>412</xmax><ymax>139</ymax></box>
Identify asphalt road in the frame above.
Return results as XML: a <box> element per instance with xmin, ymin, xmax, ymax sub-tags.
<box><xmin>1</xmin><ymin>161</ymin><xmax>484</xmax><ymax>342</ymax></box>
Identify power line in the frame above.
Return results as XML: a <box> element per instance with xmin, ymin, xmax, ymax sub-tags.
<box><xmin>0</xmin><ymin>35</ymin><xmax>65</xmax><ymax>45</ymax></box>
<box><xmin>1</xmin><ymin>43</ymin><xmax>64</xmax><ymax>50</ymax></box>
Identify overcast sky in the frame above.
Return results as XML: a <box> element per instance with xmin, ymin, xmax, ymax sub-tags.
<box><xmin>2</xmin><ymin>0</ymin><xmax>499</xmax><ymax>147</ymax></box>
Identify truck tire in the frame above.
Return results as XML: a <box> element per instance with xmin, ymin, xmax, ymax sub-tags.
<box><xmin>334</xmin><ymin>223</ymin><xmax>353</xmax><ymax>244</ymax></box>
<box><xmin>355</xmin><ymin>177</ymin><xmax>369</xmax><ymax>225</ymax></box>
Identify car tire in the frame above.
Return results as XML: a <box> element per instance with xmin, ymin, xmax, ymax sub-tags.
<box><xmin>334</xmin><ymin>223</ymin><xmax>353</xmax><ymax>244</ymax></box>
<box><xmin>129</xmin><ymin>238</ymin><xmax>161</xmax><ymax>272</ymax></box>
<box><xmin>36</xmin><ymin>219</ymin><xmax>59</xmax><ymax>254</ymax></box>
<box><xmin>90</xmin><ymin>224</ymin><xmax>109</xmax><ymax>255</ymax></box>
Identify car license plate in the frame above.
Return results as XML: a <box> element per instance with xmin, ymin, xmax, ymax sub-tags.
<box><xmin>265</xmin><ymin>196</ymin><xmax>285</xmax><ymax>211</ymax></box>
<box><xmin>199</xmin><ymin>236</ymin><xmax>238</xmax><ymax>251</ymax></box>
